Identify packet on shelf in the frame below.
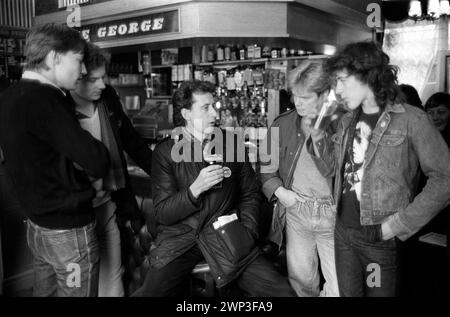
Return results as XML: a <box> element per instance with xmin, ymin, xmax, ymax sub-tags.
<box><xmin>213</xmin><ymin>213</ymin><xmax>238</xmax><ymax>230</ymax></box>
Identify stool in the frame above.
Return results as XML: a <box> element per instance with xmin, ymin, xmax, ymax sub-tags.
<box><xmin>190</xmin><ymin>262</ymin><xmax>216</xmax><ymax>297</ymax></box>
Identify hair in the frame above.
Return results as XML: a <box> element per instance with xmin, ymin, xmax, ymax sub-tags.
<box><xmin>172</xmin><ymin>80</ymin><xmax>216</xmax><ymax>127</ymax></box>
<box><xmin>24</xmin><ymin>23</ymin><xmax>86</xmax><ymax>71</ymax></box>
<box><xmin>425</xmin><ymin>92</ymin><xmax>450</xmax><ymax>146</ymax></box>
<box><xmin>326</xmin><ymin>41</ymin><xmax>402</xmax><ymax>109</ymax></box>
<box><xmin>83</xmin><ymin>42</ymin><xmax>111</xmax><ymax>75</ymax></box>
<box><xmin>288</xmin><ymin>60</ymin><xmax>330</xmax><ymax>95</ymax></box>
<box><xmin>399</xmin><ymin>84</ymin><xmax>423</xmax><ymax>109</ymax></box>
<box><xmin>424</xmin><ymin>92</ymin><xmax>450</xmax><ymax>111</ymax></box>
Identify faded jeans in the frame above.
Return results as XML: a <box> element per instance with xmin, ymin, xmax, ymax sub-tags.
<box><xmin>285</xmin><ymin>195</ymin><xmax>339</xmax><ymax>297</ymax></box>
<box><xmin>26</xmin><ymin>219</ymin><xmax>99</xmax><ymax>297</ymax></box>
<box><xmin>334</xmin><ymin>218</ymin><xmax>399</xmax><ymax>297</ymax></box>
<box><xmin>95</xmin><ymin>200</ymin><xmax>124</xmax><ymax>297</ymax></box>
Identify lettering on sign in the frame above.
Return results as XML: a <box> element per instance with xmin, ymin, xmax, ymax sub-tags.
<box><xmin>59</xmin><ymin>0</ymin><xmax>89</xmax><ymax>9</ymax></box>
<box><xmin>80</xmin><ymin>10</ymin><xmax>179</xmax><ymax>42</ymax></box>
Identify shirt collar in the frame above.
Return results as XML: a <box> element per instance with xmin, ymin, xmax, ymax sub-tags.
<box><xmin>385</xmin><ymin>102</ymin><xmax>405</xmax><ymax>113</ymax></box>
<box><xmin>22</xmin><ymin>70</ymin><xmax>66</xmax><ymax>96</ymax></box>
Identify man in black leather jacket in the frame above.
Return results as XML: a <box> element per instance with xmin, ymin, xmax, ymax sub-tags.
<box><xmin>69</xmin><ymin>43</ymin><xmax>152</xmax><ymax>296</ymax></box>
<box><xmin>136</xmin><ymin>80</ymin><xmax>295</xmax><ymax>297</ymax></box>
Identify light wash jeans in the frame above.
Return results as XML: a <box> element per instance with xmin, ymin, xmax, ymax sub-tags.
<box><xmin>95</xmin><ymin>200</ymin><xmax>124</xmax><ymax>297</ymax></box>
<box><xmin>285</xmin><ymin>195</ymin><xmax>339</xmax><ymax>297</ymax></box>
<box><xmin>26</xmin><ymin>219</ymin><xmax>99</xmax><ymax>297</ymax></box>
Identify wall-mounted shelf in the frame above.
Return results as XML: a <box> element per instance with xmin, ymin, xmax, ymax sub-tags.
<box><xmin>112</xmin><ymin>84</ymin><xmax>143</xmax><ymax>88</ymax></box>
<box><xmin>195</xmin><ymin>55</ymin><xmax>327</xmax><ymax>68</ymax></box>
<box><xmin>150</xmin><ymin>65</ymin><xmax>174</xmax><ymax>69</ymax></box>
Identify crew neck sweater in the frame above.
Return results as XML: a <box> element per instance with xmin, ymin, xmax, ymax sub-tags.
<box><xmin>0</xmin><ymin>79</ymin><xmax>110</xmax><ymax>229</ymax></box>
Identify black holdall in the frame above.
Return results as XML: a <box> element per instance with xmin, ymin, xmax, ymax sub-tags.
<box><xmin>197</xmin><ymin>210</ymin><xmax>260</xmax><ymax>288</ymax></box>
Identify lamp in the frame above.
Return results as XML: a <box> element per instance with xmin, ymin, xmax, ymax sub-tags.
<box><xmin>409</xmin><ymin>0</ymin><xmax>422</xmax><ymax>19</ymax></box>
<box><xmin>408</xmin><ymin>0</ymin><xmax>450</xmax><ymax>20</ymax></box>
<box><xmin>428</xmin><ymin>0</ymin><xmax>441</xmax><ymax>18</ymax></box>
<box><xmin>440</xmin><ymin>0</ymin><xmax>450</xmax><ymax>15</ymax></box>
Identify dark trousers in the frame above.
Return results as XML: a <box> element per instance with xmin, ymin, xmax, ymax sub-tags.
<box><xmin>136</xmin><ymin>245</ymin><xmax>296</xmax><ymax>297</ymax></box>
<box><xmin>334</xmin><ymin>219</ymin><xmax>400</xmax><ymax>297</ymax></box>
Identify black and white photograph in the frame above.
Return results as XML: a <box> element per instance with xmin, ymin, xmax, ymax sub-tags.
<box><xmin>0</xmin><ymin>0</ymin><xmax>450</xmax><ymax>308</ymax></box>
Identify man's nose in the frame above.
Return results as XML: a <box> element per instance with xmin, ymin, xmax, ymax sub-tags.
<box><xmin>209</xmin><ymin>105</ymin><xmax>217</xmax><ymax>117</ymax></box>
<box><xmin>81</xmin><ymin>63</ymin><xmax>87</xmax><ymax>75</ymax></box>
<box><xmin>98</xmin><ymin>78</ymin><xmax>106</xmax><ymax>90</ymax></box>
<box><xmin>335</xmin><ymin>81</ymin><xmax>343</xmax><ymax>95</ymax></box>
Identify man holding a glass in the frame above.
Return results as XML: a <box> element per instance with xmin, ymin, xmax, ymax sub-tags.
<box><xmin>260</xmin><ymin>60</ymin><xmax>340</xmax><ymax>297</ymax></box>
<box><xmin>136</xmin><ymin>80</ymin><xmax>295</xmax><ymax>297</ymax></box>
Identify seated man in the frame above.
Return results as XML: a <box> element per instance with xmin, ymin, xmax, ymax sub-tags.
<box><xmin>136</xmin><ymin>80</ymin><xmax>295</xmax><ymax>297</ymax></box>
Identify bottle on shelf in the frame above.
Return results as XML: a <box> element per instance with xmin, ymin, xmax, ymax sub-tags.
<box><xmin>239</xmin><ymin>45</ymin><xmax>246</xmax><ymax>60</ymax></box>
<box><xmin>207</xmin><ymin>45</ymin><xmax>215</xmax><ymax>62</ymax></box>
<box><xmin>224</xmin><ymin>45</ymin><xmax>231</xmax><ymax>61</ymax></box>
<box><xmin>201</xmin><ymin>45</ymin><xmax>208</xmax><ymax>63</ymax></box>
<box><xmin>247</xmin><ymin>45</ymin><xmax>254</xmax><ymax>60</ymax></box>
<box><xmin>254</xmin><ymin>45</ymin><xmax>261</xmax><ymax>59</ymax></box>
<box><xmin>216</xmin><ymin>45</ymin><xmax>224</xmax><ymax>61</ymax></box>
<box><xmin>230</xmin><ymin>45</ymin><xmax>237</xmax><ymax>61</ymax></box>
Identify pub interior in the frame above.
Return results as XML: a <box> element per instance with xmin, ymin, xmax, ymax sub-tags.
<box><xmin>0</xmin><ymin>0</ymin><xmax>449</xmax><ymax>298</ymax></box>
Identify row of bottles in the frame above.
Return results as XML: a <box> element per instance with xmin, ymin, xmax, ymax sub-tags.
<box><xmin>200</xmin><ymin>44</ymin><xmax>315</xmax><ymax>63</ymax></box>
<box><xmin>194</xmin><ymin>66</ymin><xmax>285</xmax><ymax>90</ymax></box>
<box><xmin>214</xmin><ymin>86</ymin><xmax>268</xmax><ymax>129</ymax></box>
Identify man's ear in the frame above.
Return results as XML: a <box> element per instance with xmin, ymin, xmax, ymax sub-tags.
<box><xmin>181</xmin><ymin>108</ymin><xmax>190</xmax><ymax>123</ymax></box>
<box><xmin>43</xmin><ymin>50</ymin><xmax>57</xmax><ymax>69</ymax></box>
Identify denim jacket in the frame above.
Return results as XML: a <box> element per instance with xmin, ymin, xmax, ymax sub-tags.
<box><xmin>259</xmin><ymin>109</ymin><xmax>334</xmax><ymax>246</ymax></box>
<box><xmin>315</xmin><ymin>103</ymin><xmax>450</xmax><ymax>241</ymax></box>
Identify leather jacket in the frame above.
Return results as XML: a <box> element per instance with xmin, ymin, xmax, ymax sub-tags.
<box><xmin>149</xmin><ymin>131</ymin><xmax>261</xmax><ymax>287</ymax></box>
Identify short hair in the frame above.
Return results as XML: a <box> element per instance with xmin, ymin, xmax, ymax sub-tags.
<box><xmin>399</xmin><ymin>84</ymin><xmax>422</xmax><ymax>109</ymax></box>
<box><xmin>288</xmin><ymin>60</ymin><xmax>330</xmax><ymax>95</ymax></box>
<box><xmin>24</xmin><ymin>23</ymin><xmax>86</xmax><ymax>71</ymax></box>
<box><xmin>327</xmin><ymin>41</ymin><xmax>401</xmax><ymax>109</ymax></box>
<box><xmin>83</xmin><ymin>42</ymin><xmax>111</xmax><ymax>75</ymax></box>
<box><xmin>172</xmin><ymin>81</ymin><xmax>216</xmax><ymax>127</ymax></box>
<box><xmin>424</xmin><ymin>92</ymin><xmax>450</xmax><ymax>111</ymax></box>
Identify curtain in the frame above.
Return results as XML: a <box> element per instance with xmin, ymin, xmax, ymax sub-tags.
<box><xmin>383</xmin><ymin>18</ymin><xmax>446</xmax><ymax>102</ymax></box>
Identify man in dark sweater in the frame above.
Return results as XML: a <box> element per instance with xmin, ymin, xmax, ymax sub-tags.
<box><xmin>69</xmin><ymin>43</ymin><xmax>152</xmax><ymax>297</ymax></box>
<box><xmin>0</xmin><ymin>23</ymin><xmax>110</xmax><ymax>296</ymax></box>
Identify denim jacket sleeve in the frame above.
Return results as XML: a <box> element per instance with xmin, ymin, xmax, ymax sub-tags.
<box><xmin>259</xmin><ymin>120</ymin><xmax>283</xmax><ymax>202</ymax></box>
<box><xmin>384</xmin><ymin>111</ymin><xmax>450</xmax><ymax>241</ymax></box>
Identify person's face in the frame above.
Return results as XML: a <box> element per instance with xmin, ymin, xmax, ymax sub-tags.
<box><xmin>54</xmin><ymin>50</ymin><xmax>87</xmax><ymax>90</ymax></box>
<box><xmin>291</xmin><ymin>85</ymin><xmax>324</xmax><ymax>118</ymax></box>
<box><xmin>74</xmin><ymin>65</ymin><xmax>106</xmax><ymax>101</ymax></box>
<box><xmin>427</xmin><ymin>105</ymin><xmax>450</xmax><ymax>132</ymax></box>
<box><xmin>334</xmin><ymin>70</ymin><xmax>372</xmax><ymax>111</ymax></box>
<box><xmin>183</xmin><ymin>92</ymin><xmax>217</xmax><ymax>136</ymax></box>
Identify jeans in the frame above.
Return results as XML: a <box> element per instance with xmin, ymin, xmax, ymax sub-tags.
<box><xmin>26</xmin><ymin>219</ymin><xmax>99</xmax><ymax>297</ymax></box>
<box><xmin>95</xmin><ymin>200</ymin><xmax>124</xmax><ymax>297</ymax></box>
<box><xmin>136</xmin><ymin>245</ymin><xmax>296</xmax><ymax>297</ymax></box>
<box><xmin>334</xmin><ymin>218</ymin><xmax>400</xmax><ymax>297</ymax></box>
<box><xmin>285</xmin><ymin>196</ymin><xmax>339</xmax><ymax>297</ymax></box>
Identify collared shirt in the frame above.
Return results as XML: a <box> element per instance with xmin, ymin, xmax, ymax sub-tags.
<box><xmin>21</xmin><ymin>70</ymin><xmax>66</xmax><ymax>96</ymax></box>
